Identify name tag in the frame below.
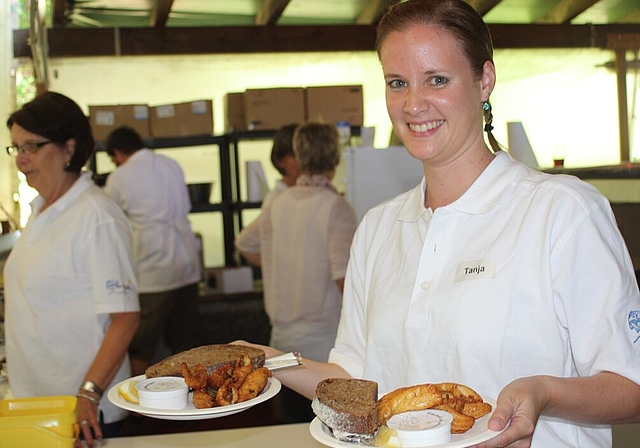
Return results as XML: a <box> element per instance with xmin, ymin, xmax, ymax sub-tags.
<box><xmin>454</xmin><ymin>259</ymin><xmax>496</xmax><ymax>282</ymax></box>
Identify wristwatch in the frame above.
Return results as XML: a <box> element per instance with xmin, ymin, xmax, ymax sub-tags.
<box><xmin>80</xmin><ymin>380</ymin><xmax>104</xmax><ymax>397</ymax></box>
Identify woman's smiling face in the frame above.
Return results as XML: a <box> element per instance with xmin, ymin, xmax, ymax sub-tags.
<box><xmin>380</xmin><ymin>23</ymin><xmax>494</xmax><ymax>167</ymax></box>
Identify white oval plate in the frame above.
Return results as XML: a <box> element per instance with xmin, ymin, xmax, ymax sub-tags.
<box><xmin>310</xmin><ymin>396</ymin><xmax>502</xmax><ymax>448</ymax></box>
<box><xmin>108</xmin><ymin>374</ymin><xmax>281</xmax><ymax>421</ymax></box>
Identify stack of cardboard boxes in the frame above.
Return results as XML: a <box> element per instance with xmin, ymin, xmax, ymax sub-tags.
<box><xmin>89</xmin><ymin>99</ymin><xmax>214</xmax><ymax>142</ymax></box>
<box><xmin>89</xmin><ymin>85</ymin><xmax>364</xmax><ymax>141</ymax></box>
<box><xmin>224</xmin><ymin>85</ymin><xmax>364</xmax><ymax>132</ymax></box>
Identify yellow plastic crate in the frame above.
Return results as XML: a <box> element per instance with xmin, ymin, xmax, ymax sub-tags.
<box><xmin>0</xmin><ymin>395</ymin><xmax>77</xmax><ymax>448</ymax></box>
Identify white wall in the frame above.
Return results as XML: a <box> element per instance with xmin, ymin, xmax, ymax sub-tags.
<box><xmin>492</xmin><ymin>48</ymin><xmax>625</xmax><ymax>167</ymax></box>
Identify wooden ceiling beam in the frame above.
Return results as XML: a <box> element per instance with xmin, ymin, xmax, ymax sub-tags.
<box><xmin>51</xmin><ymin>0</ymin><xmax>67</xmax><ymax>27</ymax></box>
<box><xmin>149</xmin><ymin>0</ymin><xmax>175</xmax><ymax>27</ymax></box>
<box><xmin>255</xmin><ymin>0</ymin><xmax>291</xmax><ymax>26</ymax></box>
<box><xmin>12</xmin><ymin>24</ymin><xmax>640</xmax><ymax>58</ymax></box>
<box><xmin>537</xmin><ymin>0</ymin><xmax>599</xmax><ymax>24</ymax></box>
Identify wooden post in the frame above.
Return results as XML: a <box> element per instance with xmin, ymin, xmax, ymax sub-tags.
<box><xmin>607</xmin><ymin>34</ymin><xmax>640</xmax><ymax>163</ymax></box>
<box><xmin>615</xmin><ymin>49</ymin><xmax>630</xmax><ymax>162</ymax></box>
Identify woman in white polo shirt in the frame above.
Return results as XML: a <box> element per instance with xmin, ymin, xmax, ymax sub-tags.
<box><xmin>4</xmin><ymin>92</ymin><xmax>139</xmax><ymax>448</ymax></box>
<box><xmin>243</xmin><ymin>1</ymin><xmax>640</xmax><ymax>447</ymax></box>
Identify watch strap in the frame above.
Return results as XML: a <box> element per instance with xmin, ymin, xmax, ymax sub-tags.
<box><xmin>80</xmin><ymin>380</ymin><xmax>104</xmax><ymax>397</ymax></box>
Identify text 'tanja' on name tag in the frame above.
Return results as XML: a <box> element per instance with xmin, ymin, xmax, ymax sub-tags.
<box><xmin>454</xmin><ymin>259</ymin><xmax>496</xmax><ymax>282</ymax></box>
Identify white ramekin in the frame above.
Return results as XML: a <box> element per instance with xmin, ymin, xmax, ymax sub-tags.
<box><xmin>135</xmin><ymin>377</ymin><xmax>189</xmax><ymax>410</ymax></box>
<box><xmin>386</xmin><ymin>409</ymin><xmax>454</xmax><ymax>447</ymax></box>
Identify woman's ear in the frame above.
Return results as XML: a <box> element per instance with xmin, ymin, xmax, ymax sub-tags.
<box><xmin>480</xmin><ymin>60</ymin><xmax>496</xmax><ymax>100</ymax></box>
<box><xmin>64</xmin><ymin>139</ymin><xmax>77</xmax><ymax>165</ymax></box>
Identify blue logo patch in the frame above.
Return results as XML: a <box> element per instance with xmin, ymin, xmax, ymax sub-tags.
<box><xmin>629</xmin><ymin>310</ymin><xmax>640</xmax><ymax>344</ymax></box>
<box><xmin>106</xmin><ymin>279</ymin><xmax>134</xmax><ymax>295</ymax></box>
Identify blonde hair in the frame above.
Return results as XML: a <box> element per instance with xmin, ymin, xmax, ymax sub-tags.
<box><xmin>293</xmin><ymin>122</ymin><xmax>341</xmax><ymax>174</ymax></box>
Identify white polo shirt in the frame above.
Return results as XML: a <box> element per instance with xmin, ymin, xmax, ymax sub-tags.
<box><xmin>104</xmin><ymin>149</ymin><xmax>200</xmax><ymax>293</ymax></box>
<box><xmin>4</xmin><ymin>173</ymin><xmax>139</xmax><ymax>423</ymax></box>
<box><xmin>330</xmin><ymin>151</ymin><xmax>640</xmax><ymax>447</ymax></box>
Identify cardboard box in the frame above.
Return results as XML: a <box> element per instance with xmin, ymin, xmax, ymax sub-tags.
<box><xmin>206</xmin><ymin>266</ymin><xmax>253</xmax><ymax>294</ymax></box>
<box><xmin>224</xmin><ymin>92</ymin><xmax>247</xmax><ymax>132</ymax></box>
<box><xmin>306</xmin><ymin>85</ymin><xmax>364</xmax><ymax>126</ymax></box>
<box><xmin>244</xmin><ymin>88</ymin><xmax>306</xmax><ymax>131</ymax></box>
<box><xmin>89</xmin><ymin>104</ymin><xmax>150</xmax><ymax>142</ymax></box>
<box><xmin>150</xmin><ymin>100</ymin><xmax>213</xmax><ymax>138</ymax></box>
<box><xmin>0</xmin><ymin>395</ymin><xmax>77</xmax><ymax>448</ymax></box>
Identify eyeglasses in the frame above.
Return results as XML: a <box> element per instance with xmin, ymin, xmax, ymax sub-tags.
<box><xmin>5</xmin><ymin>141</ymin><xmax>52</xmax><ymax>157</ymax></box>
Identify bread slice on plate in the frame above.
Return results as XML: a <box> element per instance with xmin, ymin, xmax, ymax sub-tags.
<box><xmin>312</xmin><ymin>378</ymin><xmax>379</xmax><ymax>443</ymax></box>
<box><xmin>145</xmin><ymin>344</ymin><xmax>265</xmax><ymax>378</ymax></box>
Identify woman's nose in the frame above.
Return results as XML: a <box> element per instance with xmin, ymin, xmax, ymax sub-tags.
<box><xmin>403</xmin><ymin>88</ymin><xmax>427</xmax><ymax>115</ymax></box>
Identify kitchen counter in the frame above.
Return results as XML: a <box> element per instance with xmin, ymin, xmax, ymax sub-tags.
<box><xmin>105</xmin><ymin>422</ymin><xmax>324</xmax><ymax>447</ymax></box>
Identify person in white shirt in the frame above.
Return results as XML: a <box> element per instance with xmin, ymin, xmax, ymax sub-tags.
<box><xmin>235</xmin><ymin>123</ymin><xmax>300</xmax><ymax>266</ymax></box>
<box><xmin>260</xmin><ymin>121</ymin><xmax>357</xmax><ymax>363</ymax></box>
<box><xmin>4</xmin><ymin>92</ymin><xmax>140</xmax><ymax>448</ymax></box>
<box><xmin>104</xmin><ymin>126</ymin><xmax>201</xmax><ymax>376</ymax></box>
<box><xmin>240</xmin><ymin>1</ymin><xmax>640</xmax><ymax>447</ymax></box>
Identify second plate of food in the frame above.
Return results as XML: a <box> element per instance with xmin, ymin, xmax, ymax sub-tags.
<box><xmin>310</xmin><ymin>396</ymin><xmax>500</xmax><ymax>448</ymax></box>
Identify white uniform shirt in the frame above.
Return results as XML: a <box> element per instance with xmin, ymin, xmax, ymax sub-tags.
<box><xmin>261</xmin><ymin>184</ymin><xmax>356</xmax><ymax>327</ymax></box>
<box><xmin>329</xmin><ymin>151</ymin><xmax>640</xmax><ymax>447</ymax></box>
<box><xmin>104</xmin><ymin>149</ymin><xmax>200</xmax><ymax>292</ymax></box>
<box><xmin>4</xmin><ymin>173</ymin><xmax>139</xmax><ymax>423</ymax></box>
<box><xmin>234</xmin><ymin>179</ymin><xmax>288</xmax><ymax>255</ymax></box>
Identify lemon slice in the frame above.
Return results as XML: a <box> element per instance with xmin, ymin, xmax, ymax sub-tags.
<box><xmin>118</xmin><ymin>380</ymin><xmax>140</xmax><ymax>404</ymax></box>
<box><xmin>375</xmin><ymin>426</ymin><xmax>399</xmax><ymax>447</ymax></box>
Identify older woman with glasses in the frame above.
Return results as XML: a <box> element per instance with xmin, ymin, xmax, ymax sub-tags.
<box><xmin>3</xmin><ymin>91</ymin><xmax>140</xmax><ymax>448</ymax></box>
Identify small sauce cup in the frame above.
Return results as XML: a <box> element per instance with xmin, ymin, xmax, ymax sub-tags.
<box><xmin>386</xmin><ymin>409</ymin><xmax>453</xmax><ymax>447</ymax></box>
<box><xmin>136</xmin><ymin>377</ymin><xmax>189</xmax><ymax>409</ymax></box>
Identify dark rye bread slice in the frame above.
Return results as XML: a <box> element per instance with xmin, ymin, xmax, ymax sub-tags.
<box><xmin>312</xmin><ymin>378</ymin><xmax>379</xmax><ymax>440</ymax></box>
<box><xmin>145</xmin><ymin>344</ymin><xmax>266</xmax><ymax>378</ymax></box>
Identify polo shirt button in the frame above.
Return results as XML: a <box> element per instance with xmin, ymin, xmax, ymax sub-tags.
<box><xmin>421</xmin><ymin>281</ymin><xmax>430</xmax><ymax>290</ymax></box>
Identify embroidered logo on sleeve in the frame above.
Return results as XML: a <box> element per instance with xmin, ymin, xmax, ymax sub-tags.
<box><xmin>628</xmin><ymin>310</ymin><xmax>640</xmax><ymax>344</ymax></box>
<box><xmin>106</xmin><ymin>279</ymin><xmax>134</xmax><ymax>295</ymax></box>
<box><xmin>454</xmin><ymin>259</ymin><xmax>496</xmax><ymax>283</ymax></box>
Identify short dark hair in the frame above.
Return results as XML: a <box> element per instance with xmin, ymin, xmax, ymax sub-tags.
<box><xmin>270</xmin><ymin>123</ymin><xmax>298</xmax><ymax>176</ymax></box>
<box><xmin>7</xmin><ymin>91</ymin><xmax>95</xmax><ymax>173</ymax></box>
<box><xmin>105</xmin><ymin>126</ymin><xmax>145</xmax><ymax>156</ymax></box>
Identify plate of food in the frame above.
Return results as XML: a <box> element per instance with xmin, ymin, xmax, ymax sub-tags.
<box><xmin>108</xmin><ymin>375</ymin><xmax>281</xmax><ymax>420</ymax></box>
<box><xmin>108</xmin><ymin>344</ymin><xmax>284</xmax><ymax>420</ymax></box>
<box><xmin>309</xmin><ymin>378</ymin><xmax>501</xmax><ymax>448</ymax></box>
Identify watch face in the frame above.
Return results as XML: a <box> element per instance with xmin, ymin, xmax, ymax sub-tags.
<box><xmin>83</xmin><ymin>381</ymin><xmax>102</xmax><ymax>395</ymax></box>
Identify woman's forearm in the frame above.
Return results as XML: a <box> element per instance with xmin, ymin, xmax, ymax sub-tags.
<box><xmin>83</xmin><ymin>312</ymin><xmax>139</xmax><ymax>390</ymax></box>
<box><xmin>539</xmin><ymin>372</ymin><xmax>640</xmax><ymax>424</ymax></box>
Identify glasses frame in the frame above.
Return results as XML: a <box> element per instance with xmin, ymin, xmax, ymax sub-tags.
<box><xmin>5</xmin><ymin>140</ymin><xmax>52</xmax><ymax>157</ymax></box>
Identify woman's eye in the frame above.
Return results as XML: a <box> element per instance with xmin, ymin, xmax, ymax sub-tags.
<box><xmin>387</xmin><ymin>79</ymin><xmax>408</xmax><ymax>89</ymax></box>
<box><xmin>430</xmin><ymin>76</ymin><xmax>448</xmax><ymax>86</ymax></box>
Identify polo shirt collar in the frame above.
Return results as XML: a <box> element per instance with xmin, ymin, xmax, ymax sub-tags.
<box><xmin>31</xmin><ymin>171</ymin><xmax>94</xmax><ymax>216</ymax></box>
<box><xmin>397</xmin><ymin>150</ymin><xmax>523</xmax><ymax>222</ymax></box>
<box><xmin>450</xmin><ymin>150</ymin><xmax>522</xmax><ymax>214</ymax></box>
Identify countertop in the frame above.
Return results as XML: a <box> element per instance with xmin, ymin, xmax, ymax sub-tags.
<box><xmin>104</xmin><ymin>422</ymin><xmax>324</xmax><ymax>447</ymax></box>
